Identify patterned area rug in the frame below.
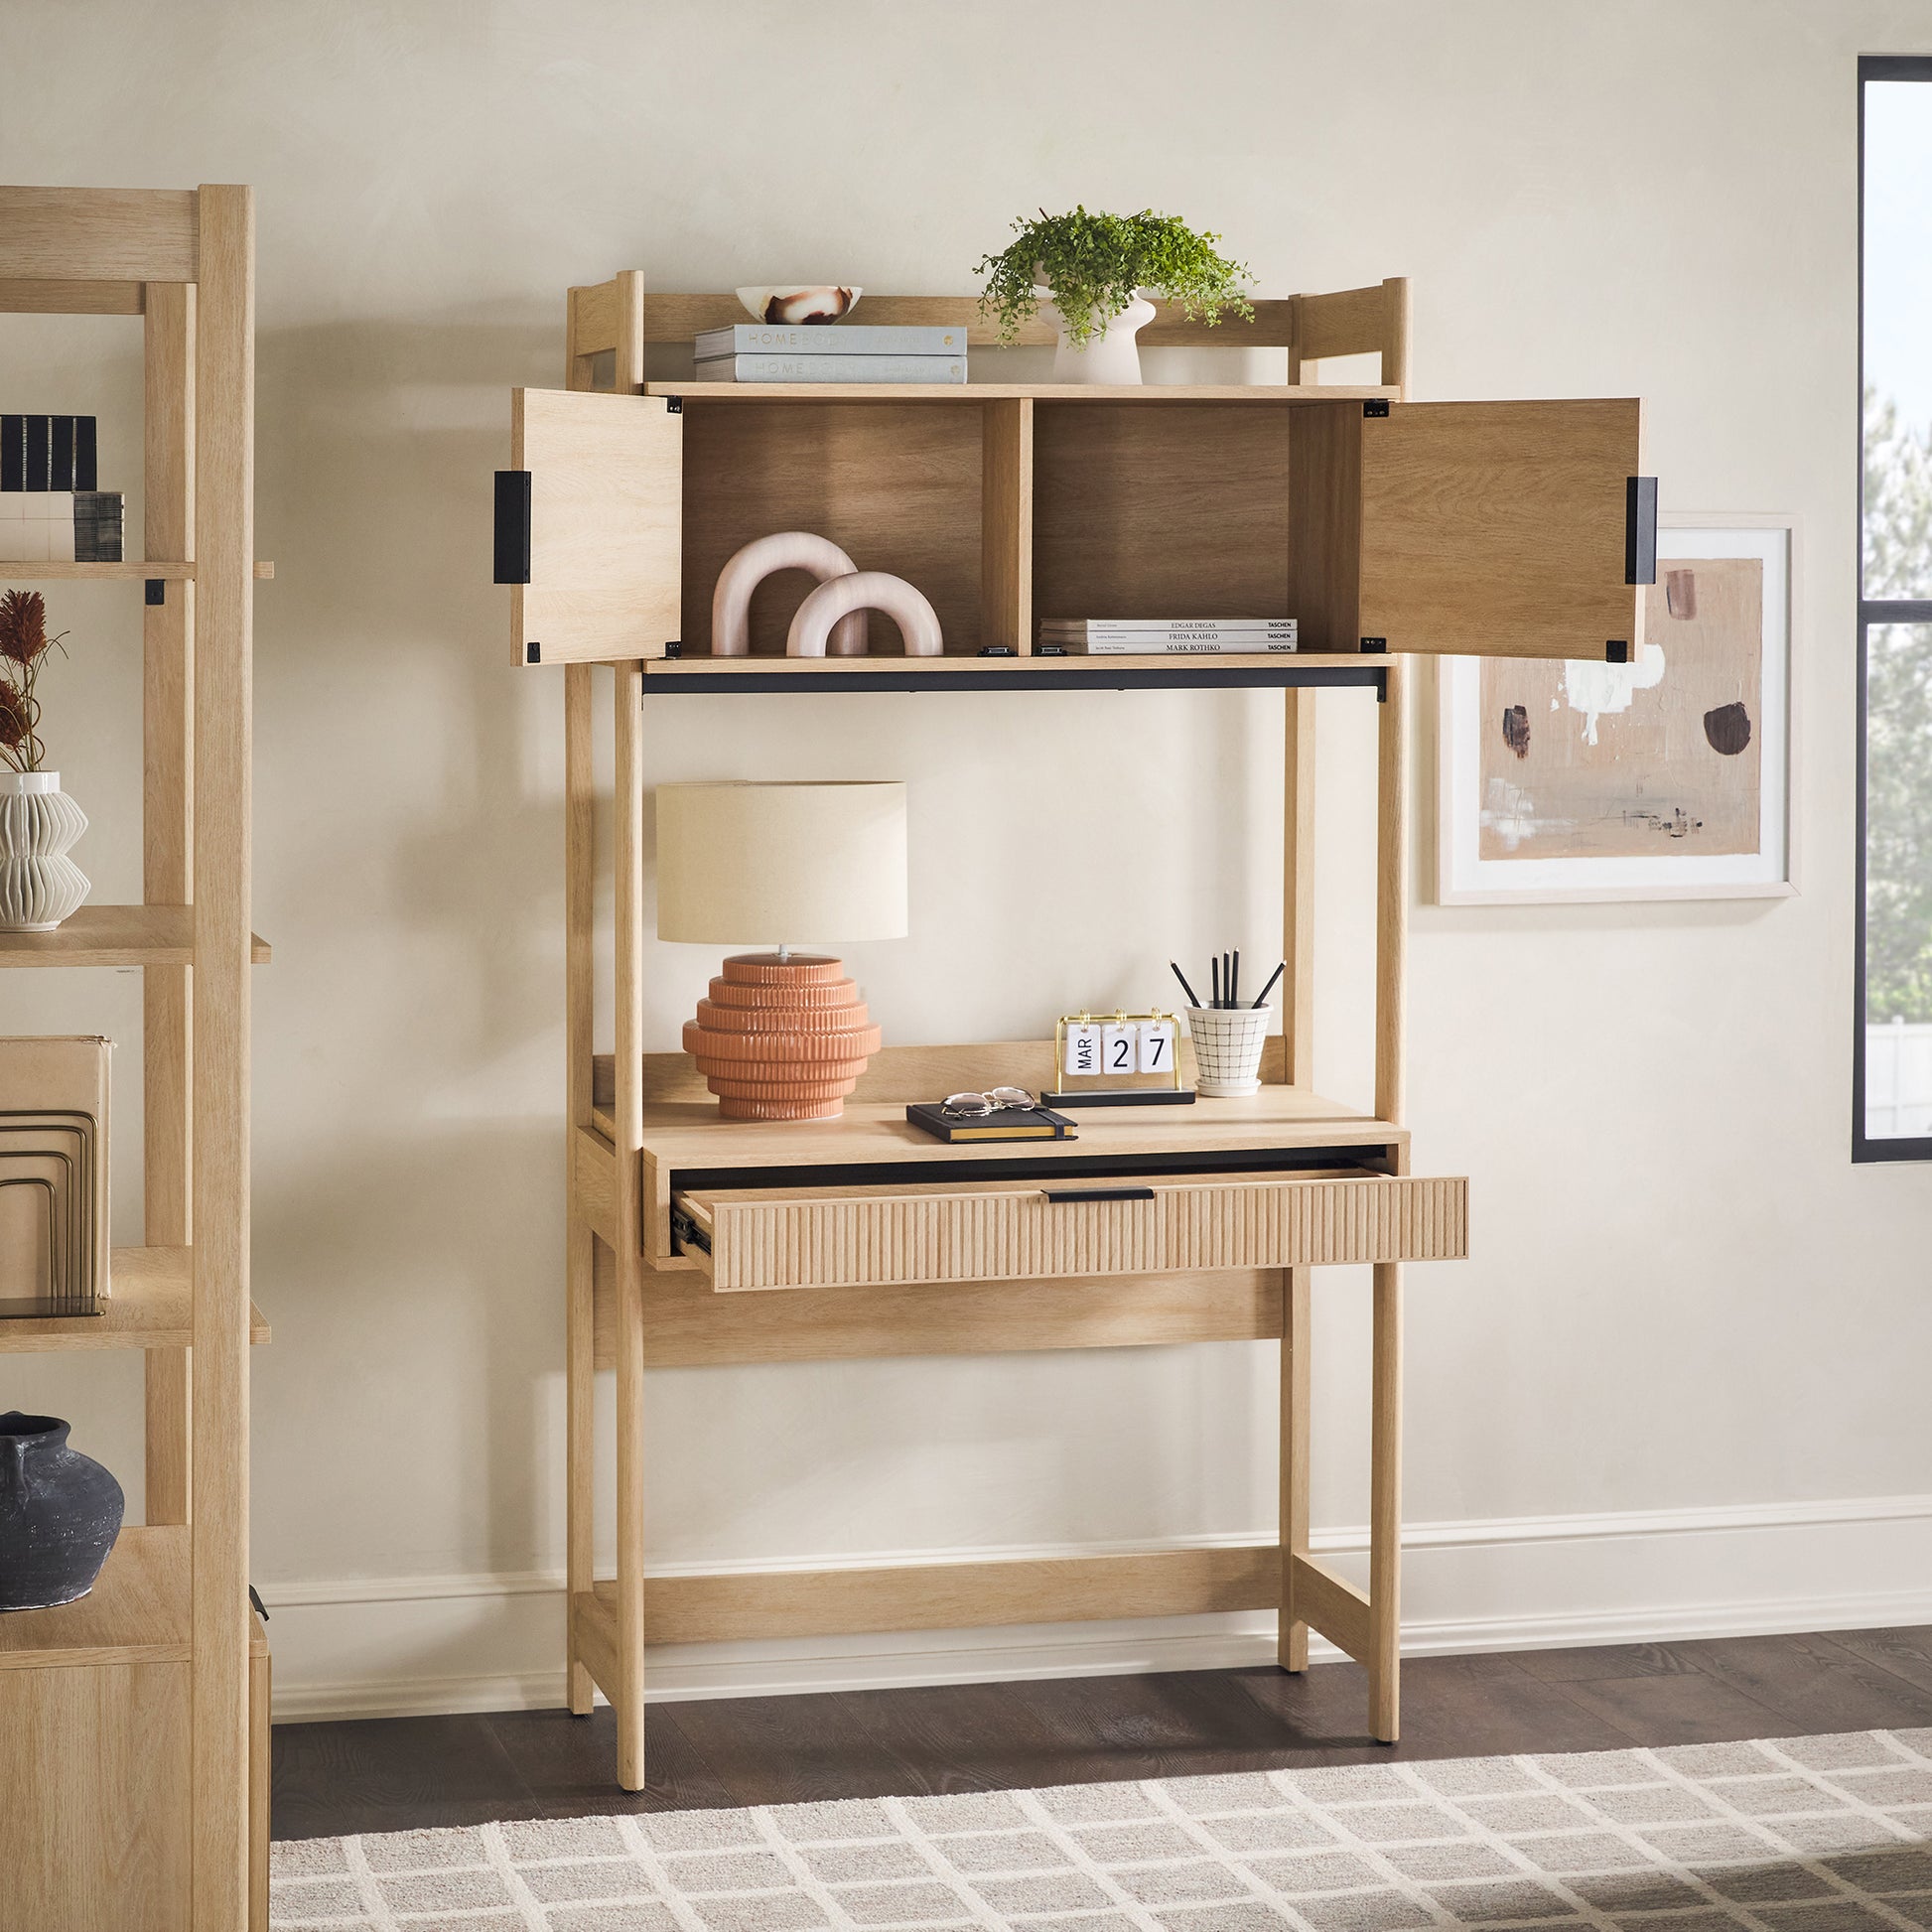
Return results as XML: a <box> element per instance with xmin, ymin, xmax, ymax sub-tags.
<box><xmin>269</xmin><ymin>1728</ymin><xmax>1932</xmax><ymax>1932</ymax></box>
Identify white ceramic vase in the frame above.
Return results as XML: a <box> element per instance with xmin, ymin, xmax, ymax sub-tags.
<box><xmin>0</xmin><ymin>770</ymin><xmax>89</xmax><ymax>931</ymax></box>
<box><xmin>1038</xmin><ymin>289</ymin><xmax>1157</xmax><ymax>384</ymax></box>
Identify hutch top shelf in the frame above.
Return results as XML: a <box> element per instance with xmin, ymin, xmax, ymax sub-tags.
<box><xmin>500</xmin><ymin>274</ymin><xmax>1650</xmax><ymax>675</ymax></box>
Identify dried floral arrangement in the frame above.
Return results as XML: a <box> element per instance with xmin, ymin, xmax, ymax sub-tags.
<box><xmin>0</xmin><ymin>590</ymin><xmax>68</xmax><ymax>773</ymax></box>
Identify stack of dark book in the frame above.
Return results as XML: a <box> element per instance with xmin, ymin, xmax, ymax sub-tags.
<box><xmin>1037</xmin><ymin>618</ymin><xmax>1299</xmax><ymax>655</ymax></box>
<box><xmin>695</xmin><ymin>325</ymin><xmax>967</xmax><ymax>385</ymax></box>
<box><xmin>0</xmin><ymin>415</ymin><xmax>123</xmax><ymax>562</ymax></box>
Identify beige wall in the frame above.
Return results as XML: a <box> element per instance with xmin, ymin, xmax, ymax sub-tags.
<box><xmin>6</xmin><ymin>0</ymin><xmax>1932</xmax><ymax>1717</ymax></box>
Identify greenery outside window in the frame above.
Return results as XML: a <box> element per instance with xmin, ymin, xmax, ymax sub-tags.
<box><xmin>1857</xmin><ymin>57</ymin><xmax>1932</xmax><ymax>1159</ymax></box>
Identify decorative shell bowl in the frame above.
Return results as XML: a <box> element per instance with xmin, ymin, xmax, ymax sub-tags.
<box><xmin>736</xmin><ymin>285</ymin><xmax>861</xmax><ymax>325</ymax></box>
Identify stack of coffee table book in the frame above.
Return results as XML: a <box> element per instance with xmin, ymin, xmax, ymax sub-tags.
<box><xmin>1037</xmin><ymin>618</ymin><xmax>1300</xmax><ymax>655</ymax></box>
<box><xmin>693</xmin><ymin>325</ymin><xmax>967</xmax><ymax>384</ymax></box>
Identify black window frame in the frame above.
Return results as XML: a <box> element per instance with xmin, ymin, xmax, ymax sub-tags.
<box><xmin>1854</xmin><ymin>54</ymin><xmax>1932</xmax><ymax>1163</ymax></box>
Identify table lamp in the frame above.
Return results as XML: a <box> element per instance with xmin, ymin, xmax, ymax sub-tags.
<box><xmin>657</xmin><ymin>781</ymin><xmax>908</xmax><ymax>1120</ymax></box>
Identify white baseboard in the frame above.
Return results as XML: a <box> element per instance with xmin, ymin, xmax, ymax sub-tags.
<box><xmin>260</xmin><ymin>1494</ymin><xmax>1932</xmax><ymax>1723</ymax></box>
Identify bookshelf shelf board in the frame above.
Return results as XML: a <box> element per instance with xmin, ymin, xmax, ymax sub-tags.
<box><xmin>639</xmin><ymin>654</ymin><xmax>1385</xmax><ymax>695</ymax></box>
<box><xmin>0</xmin><ymin>905</ymin><xmax>272</xmax><ymax>967</ymax></box>
<box><xmin>648</xmin><ymin>381</ymin><xmax>1399</xmax><ymax>406</ymax></box>
<box><xmin>0</xmin><ymin>560</ymin><xmax>275</xmax><ymax>581</ymax></box>
<box><xmin>0</xmin><ymin>1525</ymin><xmax>190</xmax><ymax>1670</ymax></box>
<box><xmin>0</xmin><ymin>1248</ymin><xmax>271</xmax><ymax>1353</ymax></box>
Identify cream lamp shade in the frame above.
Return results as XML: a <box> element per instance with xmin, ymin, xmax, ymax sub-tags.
<box><xmin>656</xmin><ymin>781</ymin><xmax>908</xmax><ymax>947</ymax></box>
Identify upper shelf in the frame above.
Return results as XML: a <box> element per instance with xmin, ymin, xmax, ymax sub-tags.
<box><xmin>0</xmin><ymin>561</ymin><xmax>276</xmax><ymax>582</ymax></box>
<box><xmin>648</xmin><ymin>381</ymin><xmax>1398</xmax><ymax>406</ymax></box>
<box><xmin>0</xmin><ymin>905</ymin><xmax>272</xmax><ymax>967</ymax></box>
<box><xmin>640</xmin><ymin>652</ymin><xmax>1387</xmax><ymax>694</ymax></box>
<box><xmin>0</xmin><ymin>1247</ymin><xmax>272</xmax><ymax>1353</ymax></box>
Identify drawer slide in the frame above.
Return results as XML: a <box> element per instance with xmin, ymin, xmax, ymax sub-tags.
<box><xmin>673</xmin><ymin>1168</ymin><xmax>1465</xmax><ymax>1293</ymax></box>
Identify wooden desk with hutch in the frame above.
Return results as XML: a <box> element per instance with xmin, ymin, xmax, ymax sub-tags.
<box><xmin>498</xmin><ymin>272</ymin><xmax>1652</xmax><ymax>1790</ymax></box>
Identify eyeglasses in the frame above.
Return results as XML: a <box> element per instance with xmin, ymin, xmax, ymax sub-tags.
<box><xmin>940</xmin><ymin>1086</ymin><xmax>1038</xmax><ymax>1120</ymax></box>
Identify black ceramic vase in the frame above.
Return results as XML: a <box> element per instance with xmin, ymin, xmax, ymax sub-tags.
<box><xmin>0</xmin><ymin>1412</ymin><xmax>124</xmax><ymax>1611</ymax></box>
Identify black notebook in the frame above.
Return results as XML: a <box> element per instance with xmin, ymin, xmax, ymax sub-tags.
<box><xmin>905</xmin><ymin>1102</ymin><xmax>1077</xmax><ymax>1144</ymax></box>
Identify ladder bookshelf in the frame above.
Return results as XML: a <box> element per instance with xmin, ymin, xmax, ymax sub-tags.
<box><xmin>0</xmin><ymin>185</ymin><xmax>270</xmax><ymax>1932</ymax></box>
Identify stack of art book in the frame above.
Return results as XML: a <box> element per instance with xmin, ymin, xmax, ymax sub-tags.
<box><xmin>1037</xmin><ymin>618</ymin><xmax>1299</xmax><ymax>655</ymax></box>
<box><xmin>0</xmin><ymin>415</ymin><xmax>124</xmax><ymax>562</ymax></box>
<box><xmin>693</xmin><ymin>324</ymin><xmax>967</xmax><ymax>384</ymax></box>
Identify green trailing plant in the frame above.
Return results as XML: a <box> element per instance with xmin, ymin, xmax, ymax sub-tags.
<box><xmin>975</xmin><ymin>207</ymin><xmax>1255</xmax><ymax>348</ymax></box>
<box><xmin>0</xmin><ymin>590</ymin><xmax>68</xmax><ymax>774</ymax></box>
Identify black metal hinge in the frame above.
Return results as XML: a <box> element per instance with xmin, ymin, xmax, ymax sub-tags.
<box><xmin>1363</xmin><ymin>398</ymin><xmax>1391</xmax><ymax>418</ymax></box>
<box><xmin>664</xmin><ymin>640</ymin><xmax>683</xmax><ymax>659</ymax></box>
<box><xmin>145</xmin><ymin>579</ymin><xmax>166</xmax><ymax>606</ymax></box>
<box><xmin>493</xmin><ymin>470</ymin><xmax>532</xmax><ymax>585</ymax></box>
<box><xmin>665</xmin><ymin>396</ymin><xmax>683</xmax><ymax>414</ymax></box>
<box><xmin>1605</xmin><ymin>640</ymin><xmax>1630</xmax><ymax>664</ymax></box>
<box><xmin>1625</xmin><ymin>476</ymin><xmax>1658</xmax><ymax>585</ymax></box>
<box><xmin>1360</xmin><ymin>636</ymin><xmax>1388</xmax><ymax>652</ymax></box>
<box><xmin>525</xmin><ymin>642</ymin><xmax>542</xmax><ymax>665</ymax></box>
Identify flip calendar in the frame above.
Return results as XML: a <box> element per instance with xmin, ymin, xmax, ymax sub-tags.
<box><xmin>1044</xmin><ymin>1010</ymin><xmax>1192</xmax><ymax>1106</ymax></box>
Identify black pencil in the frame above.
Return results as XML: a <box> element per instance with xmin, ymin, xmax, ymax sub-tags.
<box><xmin>1251</xmin><ymin>959</ymin><xmax>1287</xmax><ymax>1010</ymax></box>
<box><xmin>1170</xmin><ymin>959</ymin><xmax>1201</xmax><ymax>1008</ymax></box>
<box><xmin>1210</xmin><ymin>956</ymin><xmax>1220</xmax><ymax>1008</ymax></box>
<box><xmin>1232</xmin><ymin>949</ymin><xmax>1240</xmax><ymax>1007</ymax></box>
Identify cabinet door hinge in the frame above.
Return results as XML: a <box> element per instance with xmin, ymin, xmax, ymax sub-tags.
<box><xmin>665</xmin><ymin>396</ymin><xmax>683</xmax><ymax>414</ymax></box>
<box><xmin>1625</xmin><ymin>476</ymin><xmax>1658</xmax><ymax>585</ymax></box>
<box><xmin>1605</xmin><ymin>640</ymin><xmax>1630</xmax><ymax>664</ymax></box>
<box><xmin>1363</xmin><ymin>398</ymin><xmax>1391</xmax><ymax>418</ymax></box>
<box><xmin>494</xmin><ymin>470</ymin><xmax>532</xmax><ymax>585</ymax></box>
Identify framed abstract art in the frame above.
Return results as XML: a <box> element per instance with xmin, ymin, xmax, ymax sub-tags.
<box><xmin>1436</xmin><ymin>513</ymin><xmax>1797</xmax><ymax>904</ymax></box>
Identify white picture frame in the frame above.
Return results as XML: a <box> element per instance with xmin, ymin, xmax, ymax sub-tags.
<box><xmin>1435</xmin><ymin>512</ymin><xmax>1798</xmax><ymax>904</ymax></box>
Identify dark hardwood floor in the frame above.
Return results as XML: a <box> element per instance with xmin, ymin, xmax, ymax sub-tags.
<box><xmin>270</xmin><ymin>1623</ymin><xmax>1932</xmax><ymax>1841</ymax></box>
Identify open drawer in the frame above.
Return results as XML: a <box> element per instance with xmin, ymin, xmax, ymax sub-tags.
<box><xmin>671</xmin><ymin>1167</ymin><xmax>1466</xmax><ymax>1293</ymax></box>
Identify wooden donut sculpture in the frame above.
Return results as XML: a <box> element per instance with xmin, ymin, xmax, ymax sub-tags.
<box><xmin>786</xmin><ymin>570</ymin><xmax>944</xmax><ymax>657</ymax></box>
<box><xmin>711</xmin><ymin>531</ymin><xmax>869</xmax><ymax>656</ymax></box>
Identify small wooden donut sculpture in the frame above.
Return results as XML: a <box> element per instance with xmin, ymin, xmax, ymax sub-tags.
<box><xmin>711</xmin><ymin>531</ymin><xmax>868</xmax><ymax>656</ymax></box>
<box><xmin>787</xmin><ymin>570</ymin><xmax>944</xmax><ymax>657</ymax></box>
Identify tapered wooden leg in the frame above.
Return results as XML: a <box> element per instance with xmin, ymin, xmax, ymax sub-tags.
<box><xmin>1279</xmin><ymin>1265</ymin><xmax>1311</xmax><ymax>1670</ymax></box>
<box><xmin>565</xmin><ymin>1222</ymin><xmax>596</xmax><ymax>1717</ymax></box>
<box><xmin>613</xmin><ymin>664</ymin><xmax>647</xmax><ymax>1792</ymax></box>
<box><xmin>1368</xmin><ymin>1260</ymin><xmax>1402</xmax><ymax>1741</ymax></box>
<box><xmin>563</xmin><ymin>661</ymin><xmax>596</xmax><ymax>1717</ymax></box>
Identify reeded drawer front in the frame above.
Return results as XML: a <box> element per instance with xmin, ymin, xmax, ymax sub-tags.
<box><xmin>673</xmin><ymin>1169</ymin><xmax>1466</xmax><ymax>1293</ymax></box>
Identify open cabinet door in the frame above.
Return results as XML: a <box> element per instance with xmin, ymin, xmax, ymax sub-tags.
<box><xmin>1359</xmin><ymin>400</ymin><xmax>1650</xmax><ymax>660</ymax></box>
<box><xmin>501</xmin><ymin>388</ymin><xmax>683</xmax><ymax>666</ymax></box>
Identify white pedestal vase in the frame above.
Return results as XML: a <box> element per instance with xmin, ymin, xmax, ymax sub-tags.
<box><xmin>1037</xmin><ymin>291</ymin><xmax>1157</xmax><ymax>385</ymax></box>
<box><xmin>0</xmin><ymin>771</ymin><xmax>89</xmax><ymax>931</ymax></box>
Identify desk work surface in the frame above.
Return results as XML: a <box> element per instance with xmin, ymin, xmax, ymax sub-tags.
<box><xmin>592</xmin><ymin>1057</ymin><xmax>1406</xmax><ymax>1172</ymax></box>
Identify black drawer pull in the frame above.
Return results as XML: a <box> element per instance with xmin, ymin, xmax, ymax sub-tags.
<box><xmin>1041</xmin><ymin>1186</ymin><xmax>1157</xmax><ymax>1203</ymax></box>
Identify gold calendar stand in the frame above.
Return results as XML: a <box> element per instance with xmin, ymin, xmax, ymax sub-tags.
<box><xmin>1043</xmin><ymin>1009</ymin><xmax>1193</xmax><ymax>1108</ymax></box>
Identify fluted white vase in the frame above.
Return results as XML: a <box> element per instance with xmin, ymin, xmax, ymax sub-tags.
<box><xmin>0</xmin><ymin>771</ymin><xmax>89</xmax><ymax>931</ymax></box>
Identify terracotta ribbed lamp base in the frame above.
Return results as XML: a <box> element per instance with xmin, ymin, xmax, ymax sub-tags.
<box><xmin>683</xmin><ymin>953</ymin><xmax>883</xmax><ymax>1120</ymax></box>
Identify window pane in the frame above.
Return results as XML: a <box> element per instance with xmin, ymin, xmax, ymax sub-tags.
<box><xmin>1865</xmin><ymin>620</ymin><xmax>1932</xmax><ymax>1140</ymax></box>
<box><xmin>1863</xmin><ymin>80</ymin><xmax>1932</xmax><ymax>600</ymax></box>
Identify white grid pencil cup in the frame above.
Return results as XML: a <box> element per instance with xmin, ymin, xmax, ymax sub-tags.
<box><xmin>1185</xmin><ymin>1004</ymin><xmax>1275</xmax><ymax>1097</ymax></box>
